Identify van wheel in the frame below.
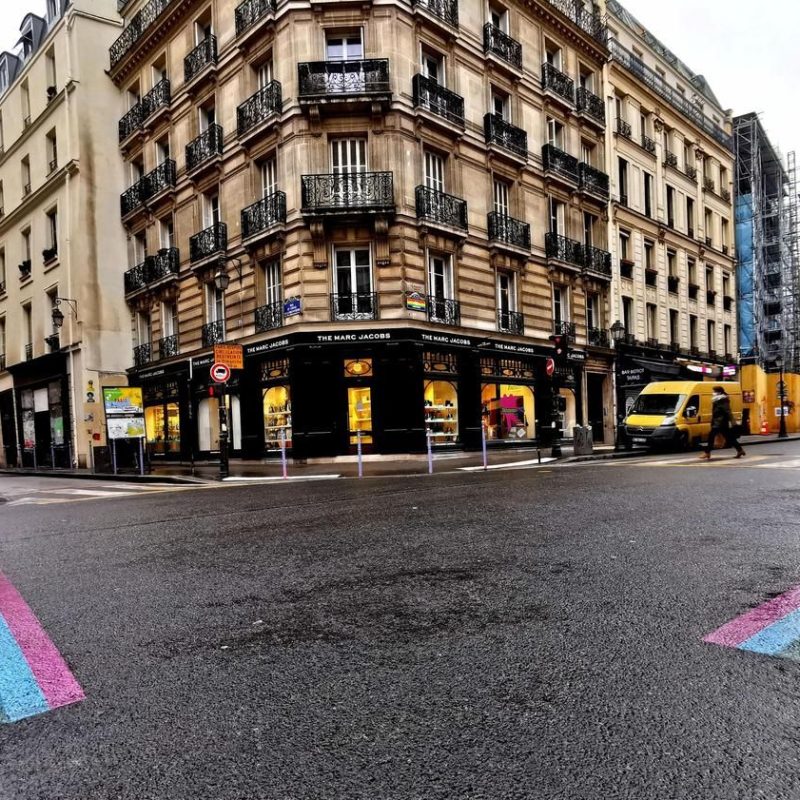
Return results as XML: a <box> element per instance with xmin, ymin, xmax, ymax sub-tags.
<box><xmin>678</xmin><ymin>432</ymin><xmax>690</xmax><ymax>451</ymax></box>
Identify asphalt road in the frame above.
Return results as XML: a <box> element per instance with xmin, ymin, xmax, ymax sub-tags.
<box><xmin>2</xmin><ymin>444</ymin><xmax>800</xmax><ymax>799</ymax></box>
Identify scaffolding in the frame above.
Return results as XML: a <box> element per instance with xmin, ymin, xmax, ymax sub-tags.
<box><xmin>734</xmin><ymin>113</ymin><xmax>800</xmax><ymax>372</ymax></box>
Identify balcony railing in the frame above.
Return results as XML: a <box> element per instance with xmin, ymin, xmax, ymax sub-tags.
<box><xmin>427</xmin><ymin>296</ymin><xmax>460</xmax><ymax>326</ymax></box>
<box><xmin>235</xmin><ymin>0</ymin><xmax>276</xmax><ymax>36</ymax></box>
<box><xmin>412</xmin><ymin>0</ymin><xmax>458</xmax><ymax>27</ymax></box>
<box><xmin>184</xmin><ymin>36</ymin><xmax>217</xmax><ymax>83</ymax></box>
<box><xmin>298</xmin><ymin>59</ymin><xmax>390</xmax><ymax>99</ymax></box>
<box><xmin>330</xmin><ymin>292</ymin><xmax>378</xmax><ymax>321</ymax></box>
<box><xmin>664</xmin><ymin>152</ymin><xmax>678</xmax><ymax>169</ymax></box>
<box><xmin>124</xmin><ymin>261</ymin><xmax>148</xmax><ymax>294</ymax></box>
<box><xmin>616</xmin><ymin>117</ymin><xmax>632</xmax><ymax>138</ymax></box>
<box><xmin>685</xmin><ymin>165</ymin><xmax>698</xmax><ymax>181</ymax></box>
<box><xmin>25</xmin><ymin>343</ymin><xmax>33</xmax><ymax>361</ymax></box>
<box><xmin>545</xmin><ymin>232</ymin><xmax>582</xmax><ymax>267</ymax></box>
<box><xmin>186</xmin><ymin>124</ymin><xmax>223</xmax><ymax>172</ymax></box>
<box><xmin>542</xmin><ymin>143</ymin><xmax>578</xmax><ymax>182</ymax></box>
<box><xmin>0</xmin><ymin>353</ymin><xmax>5</xmax><ymax>371</ymax></box>
<box><xmin>583</xmin><ymin>244</ymin><xmax>612</xmax><ymax>277</ymax></box>
<box><xmin>120</xmin><ymin>159</ymin><xmax>177</xmax><ymax>217</ymax></box>
<box><xmin>608</xmin><ymin>39</ymin><xmax>733</xmax><ymax>151</ymax></box>
<box><xmin>541</xmin><ymin>63</ymin><xmax>574</xmax><ymax>103</ymax></box>
<box><xmin>415</xmin><ymin>186</ymin><xmax>468</xmax><ymax>231</ymax></box>
<box><xmin>110</xmin><ymin>0</ymin><xmax>174</xmax><ymax>69</ymax></box>
<box><xmin>721</xmin><ymin>188</ymin><xmax>731</xmax><ymax>202</ymax></box>
<box><xmin>412</xmin><ymin>74</ymin><xmax>464</xmax><ymax>127</ymax></box>
<box><xmin>576</xmin><ymin>87</ymin><xmax>604</xmax><ymax>123</ymax></box>
<box><xmin>484</xmin><ymin>114</ymin><xmax>527</xmax><ymax>160</ymax></box>
<box><xmin>483</xmin><ymin>24</ymin><xmax>522</xmax><ymax>70</ymax></box>
<box><xmin>641</xmin><ymin>134</ymin><xmax>656</xmax><ymax>153</ymax></box>
<box><xmin>498</xmin><ymin>309</ymin><xmax>524</xmax><ymax>335</ymax></box>
<box><xmin>158</xmin><ymin>334</ymin><xmax>179</xmax><ymax>360</ymax></box>
<box><xmin>119</xmin><ymin>103</ymin><xmax>144</xmax><ymax>142</ymax></box>
<box><xmin>133</xmin><ymin>343</ymin><xmax>152</xmax><ymax>367</ymax></box>
<box><xmin>241</xmin><ymin>191</ymin><xmax>287</xmax><ymax>239</ymax></box>
<box><xmin>578</xmin><ymin>163</ymin><xmax>609</xmax><ymax>198</ymax></box>
<box><xmin>124</xmin><ymin>248</ymin><xmax>179</xmax><ymax>295</ymax></box>
<box><xmin>237</xmin><ymin>81</ymin><xmax>282</xmax><ymax>135</ymax></box>
<box><xmin>554</xmin><ymin>320</ymin><xmax>576</xmax><ymax>341</ymax></box>
<box><xmin>255</xmin><ymin>300</ymin><xmax>283</xmax><ymax>332</ymax></box>
<box><xmin>142</xmin><ymin>77</ymin><xmax>170</xmax><ymax>123</ymax></box>
<box><xmin>190</xmin><ymin>221</ymin><xmax>227</xmax><ymax>263</ymax></box>
<box><xmin>588</xmin><ymin>328</ymin><xmax>609</xmax><ymax>348</ymax></box>
<box><xmin>202</xmin><ymin>320</ymin><xmax>226</xmax><ymax>347</ymax></box>
<box><xmin>487</xmin><ymin>212</ymin><xmax>530</xmax><ymax>250</ymax></box>
<box><xmin>301</xmin><ymin>172</ymin><xmax>394</xmax><ymax>214</ymax></box>
<box><xmin>543</xmin><ymin>0</ymin><xmax>607</xmax><ymax>44</ymax></box>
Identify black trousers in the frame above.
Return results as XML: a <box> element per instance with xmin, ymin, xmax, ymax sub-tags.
<box><xmin>706</xmin><ymin>425</ymin><xmax>743</xmax><ymax>453</ymax></box>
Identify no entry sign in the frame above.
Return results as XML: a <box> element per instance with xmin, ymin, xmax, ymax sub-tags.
<box><xmin>210</xmin><ymin>362</ymin><xmax>231</xmax><ymax>383</ymax></box>
<box><xmin>546</xmin><ymin>357</ymin><xmax>555</xmax><ymax>377</ymax></box>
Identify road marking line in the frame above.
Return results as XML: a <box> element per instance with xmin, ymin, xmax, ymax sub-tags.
<box><xmin>0</xmin><ymin>572</ymin><xmax>84</xmax><ymax>722</ymax></box>
<box><xmin>458</xmin><ymin>457</ymin><xmax>556</xmax><ymax>472</ymax></box>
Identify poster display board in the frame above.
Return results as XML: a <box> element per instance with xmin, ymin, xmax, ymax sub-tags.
<box><xmin>103</xmin><ymin>387</ymin><xmax>145</xmax><ymax>440</ymax></box>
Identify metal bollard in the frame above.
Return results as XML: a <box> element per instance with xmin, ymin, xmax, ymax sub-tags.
<box><xmin>357</xmin><ymin>430</ymin><xmax>363</xmax><ymax>478</ymax></box>
<box><xmin>426</xmin><ymin>429</ymin><xmax>433</xmax><ymax>474</ymax></box>
<box><xmin>280</xmin><ymin>428</ymin><xmax>288</xmax><ymax>480</ymax></box>
<box><xmin>481</xmin><ymin>423</ymin><xmax>488</xmax><ymax>471</ymax></box>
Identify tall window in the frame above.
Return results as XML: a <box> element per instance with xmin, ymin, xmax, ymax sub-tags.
<box><xmin>23</xmin><ymin>304</ymin><xmax>32</xmax><ymax>356</ymax></box>
<box><xmin>428</xmin><ymin>253</ymin><xmax>453</xmax><ymax>300</ymax></box>
<box><xmin>491</xmin><ymin>88</ymin><xmax>508</xmax><ymax>120</ymax></box>
<box><xmin>547</xmin><ymin>117</ymin><xmax>564</xmax><ymax>149</ymax></box>
<box><xmin>161</xmin><ymin>301</ymin><xmax>178</xmax><ymax>338</ymax></box>
<box><xmin>644</xmin><ymin>241</ymin><xmax>655</xmax><ymax>271</ymax></box>
<box><xmin>707</xmin><ymin>320</ymin><xmax>716</xmax><ymax>352</ymax></box>
<box><xmin>195</xmin><ymin>16</ymin><xmax>213</xmax><ymax>45</ymax></box>
<box><xmin>160</xmin><ymin>216</ymin><xmax>174</xmax><ymax>249</ymax></box>
<box><xmin>622</xmin><ymin>296</ymin><xmax>633</xmax><ymax>332</ymax></box>
<box><xmin>0</xmin><ymin>248</ymin><xmax>5</xmax><ymax>289</ymax></box>
<box><xmin>326</xmin><ymin>32</ymin><xmax>363</xmax><ymax>60</ymax></box>
<box><xmin>199</xmin><ymin>104</ymin><xmax>215</xmax><ymax>132</ymax></box>
<box><xmin>586</xmin><ymin>293</ymin><xmax>600</xmax><ymax>330</ymax></box>
<box><xmin>686</xmin><ymin>198</ymin><xmax>695</xmax><ymax>235</ymax></box>
<box><xmin>666</xmin><ymin>186</ymin><xmax>675</xmax><ymax>227</ymax></box>
<box><xmin>46</xmin><ymin>209</ymin><xmax>58</xmax><ymax>251</ymax></box>
<box><xmin>646</xmin><ymin>303</ymin><xmax>658</xmax><ymax>341</ymax></box>
<box><xmin>724</xmin><ymin>325</ymin><xmax>732</xmax><ymax>355</ymax></box>
<box><xmin>137</xmin><ymin>311</ymin><xmax>152</xmax><ymax>347</ymax></box>
<box><xmin>335</xmin><ymin>248</ymin><xmax>372</xmax><ymax>300</ymax></box>
<box><xmin>643</xmin><ymin>172</ymin><xmax>653</xmax><ymax>217</ymax></box>
<box><xmin>583</xmin><ymin>212</ymin><xmax>597</xmax><ymax>246</ymax></box>
<box><xmin>46</xmin><ymin>49</ymin><xmax>56</xmax><ymax>93</ymax></box>
<box><xmin>618</xmin><ymin>230</ymin><xmax>630</xmax><ymax>261</ymax></box>
<box><xmin>552</xmin><ymin>285</ymin><xmax>568</xmax><ymax>324</ymax></box>
<box><xmin>493</xmin><ymin>180</ymin><xmax>509</xmax><ymax>216</ymax></box>
<box><xmin>670</xmin><ymin>309</ymin><xmax>679</xmax><ymax>344</ymax></box>
<box><xmin>21</xmin><ymin>156</ymin><xmax>31</xmax><ymax>194</ymax></box>
<box><xmin>257</xmin><ymin>60</ymin><xmax>273</xmax><ymax>88</ymax></box>
<box><xmin>580</xmin><ymin>140</ymin><xmax>595</xmax><ymax>167</ymax></box>
<box><xmin>705</xmin><ymin>209</ymin><xmax>714</xmax><ymax>244</ymax></box>
<box><xmin>263</xmin><ymin>259</ymin><xmax>282</xmax><ymax>306</ymax></box>
<box><xmin>421</xmin><ymin>48</ymin><xmax>444</xmax><ymax>83</ymax></box>
<box><xmin>21</xmin><ymin>80</ymin><xmax>30</xmax><ymax>124</ymax></box>
<box><xmin>689</xmin><ymin>315</ymin><xmax>698</xmax><ymax>348</ymax></box>
<box><xmin>0</xmin><ymin>316</ymin><xmax>5</xmax><ymax>362</ymax></box>
<box><xmin>549</xmin><ymin>197</ymin><xmax>565</xmax><ymax>235</ymax></box>
<box><xmin>204</xmin><ymin>192</ymin><xmax>220</xmax><ymax>227</ymax></box>
<box><xmin>22</xmin><ymin>228</ymin><xmax>31</xmax><ymax>264</ymax></box>
<box><xmin>666</xmin><ymin>248</ymin><xmax>676</xmax><ymax>277</ymax></box>
<box><xmin>424</xmin><ymin>150</ymin><xmax>444</xmax><ymax>192</ymax></box>
<box><xmin>544</xmin><ymin>41</ymin><xmax>562</xmax><ymax>69</ymax></box>
<box><xmin>618</xmin><ymin>157</ymin><xmax>628</xmax><ymax>202</ymax></box>
<box><xmin>497</xmin><ymin>271</ymin><xmax>515</xmax><ymax>314</ymax></box>
<box><xmin>46</xmin><ymin>130</ymin><xmax>57</xmax><ymax>172</ymax></box>
<box><xmin>331</xmin><ymin>139</ymin><xmax>366</xmax><ymax>175</ymax></box>
<box><xmin>156</xmin><ymin>135</ymin><xmax>170</xmax><ymax>163</ymax></box>
<box><xmin>687</xmin><ymin>257</ymin><xmax>697</xmax><ymax>285</ymax></box>
<box><xmin>206</xmin><ymin>283</ymin><xmax>225</xmax><ymax>331</ymax></box>
<box><xmin>261</xmin><ymin>156</ymin><xmax>277</xmax><ymax>197</ymax></box>
<box><xmin>489</xmin><ymin>4</ymin><xmax>509</xmax><ymax>32</ymax></box>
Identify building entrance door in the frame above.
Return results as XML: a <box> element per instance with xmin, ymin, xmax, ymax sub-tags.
<box><xmin>587</xmin><ymin>372</ymin><xmax>606</xmax><ymax>443</ymax></box>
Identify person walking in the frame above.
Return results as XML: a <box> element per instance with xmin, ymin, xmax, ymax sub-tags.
<box><xmin>699</xmin><ymin>386</ymin><xmax>745</xmax><ymax>460</ymax></box>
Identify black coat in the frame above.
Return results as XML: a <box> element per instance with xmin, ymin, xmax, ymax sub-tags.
<box><xmin>712</xmin><ymin>395</ymin><xmax>734</xmax><ymax>428</ymax></box>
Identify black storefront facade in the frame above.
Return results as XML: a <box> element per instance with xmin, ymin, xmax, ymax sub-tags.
<box><xmin>130</xmin><ymin>326</ymin><xmax>597</xmax><ymax>462</ymax></box>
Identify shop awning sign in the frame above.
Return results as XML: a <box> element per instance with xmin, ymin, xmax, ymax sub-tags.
<box><xmin>210</xmin><ymin>363</ymin><xmax>231</xmax><ymax>383</ymax></box>
<box><xmin>214</xmin><ymin>343</ymin><xmax>243</xmax><ymax>370</ymax></box>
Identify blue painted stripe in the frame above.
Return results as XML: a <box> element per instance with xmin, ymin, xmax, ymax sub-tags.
<box><xmin>739</xmin><ymin>607</ymin><xmax>800</xmax><ymax>657</ymax></box>
<box><xmin>0</xmin><ymin>614</ymin><xmax>49</xmax><ymax>723</ymax></box>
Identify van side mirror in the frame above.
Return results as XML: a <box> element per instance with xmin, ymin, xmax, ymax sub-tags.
<box><xmin>685</xmin><ymin>406</ymin><xmax>697</xmax><ymax>419</ymax></box>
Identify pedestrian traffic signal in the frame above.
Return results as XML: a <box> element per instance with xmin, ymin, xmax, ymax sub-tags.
<box><xmin>549</xmin><ymin>333</ymin><xmax>569</xmax><ymax>364</ymax></box>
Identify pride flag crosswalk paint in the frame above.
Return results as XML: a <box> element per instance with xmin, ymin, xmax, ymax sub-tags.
<box><xmin>0</xmin><ymin>572</ymin><xmax>84</xmax><ymax>723</ymax></box>
<box><xmin>704</xmin><ymin>585</ymin><xmax>800</xmax><ymax>661</ymax></box>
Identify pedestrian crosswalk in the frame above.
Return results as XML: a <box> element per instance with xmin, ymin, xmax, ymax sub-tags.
<box><xmin>2</xmin><ymin>482</ymin><xmax>199</xmax><ymax>506</ymax></box>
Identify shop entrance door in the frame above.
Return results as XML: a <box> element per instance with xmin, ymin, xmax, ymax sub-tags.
<box><xmin>347</xmin><ymin>386</ymin><xmax>372</xmax><ymax>450</ymax></box>
<box><xmin>587</xmin><ymin>373</ymin><xmax>606</xmax><ymax>443</ymax></box>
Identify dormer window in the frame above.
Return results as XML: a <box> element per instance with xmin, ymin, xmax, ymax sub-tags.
<box><xmin>21</xmin><ymin>30</ymin><xmax>33</xmax><ymax>59</ymax></box>
<box><xmin>0</xmin><ymin>62</ymin><xmax>7</xmax><ymax>93</ymax></box>
<box><xmin>47</xmin><ymin>0</ymin><xmax>58</xmax><ymax>21</ymax></box>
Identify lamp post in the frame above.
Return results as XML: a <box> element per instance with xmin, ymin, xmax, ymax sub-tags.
<box><xmin>610</xmin><ymin>320</ymin><xmax>627</xmax><ymax>450</ymax></box>
<box><xmin>775</xmin><ymin>354</ymin><xmax>788</xmax><ymax>439</ymax></box>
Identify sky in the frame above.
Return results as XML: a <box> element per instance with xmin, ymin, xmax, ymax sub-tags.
<box><xmin>0</xmin><ymin>0</ymin><xmax>798</xmax><ymax>157</ymax></box>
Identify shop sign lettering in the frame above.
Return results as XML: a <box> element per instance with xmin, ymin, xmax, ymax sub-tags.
<box><xmin>316</xmin><ymin>332</ymin><xmax>393</xmax><ymax>343</ymax></box>
<box><xmin>620</xmin><ymin>367</ymin><xmax>647</xmax><ymax>385</ymax></box>
<box><xmin>567</xmin><ymin>351</ymin><xmax>587</xmax><ymax>362</ymax></box>
<box><xmin>493</xmin><ymin>342</ymin><xmax>538</xmax><ymax>355</ymax></box>
<box><xmin>192</xmin><ymin>355</ymin><xmax>214</xmax><ymax>369</ymax></box>
<box><xmin>420</xmin><ymin>333</ymin><xmax>472</xmax><ymax>347</ymax></box>
<box><xmin>246</xmin><ymin>338</ymin><xmax>291</xmax><ymax>356</ymax></box>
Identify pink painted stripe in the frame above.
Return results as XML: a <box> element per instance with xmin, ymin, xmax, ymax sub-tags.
<box><xmin>0</xmin><ymin>572</ymin><xmax>84</xmax><ymax>710</ymax></box>
<box><xmin>704</xmin><ymin>585</ymin><xmax>800</xmax><ymax>648</ymax></box>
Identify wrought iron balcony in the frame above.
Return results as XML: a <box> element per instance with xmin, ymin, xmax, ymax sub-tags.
<box><xmin>427</xmin><ymin>296</ymin><xmax>460</xmax><ymax>326</ymax></box>
<box><xmin>668</xmin><ymin>275</ymin><xmax>680</xmax><ymax>293</ymax></box>
<box><xmin>190</xmin><ymin>221</ymin><xmax>227</xmax><ymax>263</ymax></box>
<box><xmin>142</xmin><ymin>77</ymin><xmax>171</xmax><ymax>122</ymax></box>
<box><xmin>616</xmin><ymin>117</ymin><xmax>632</xmax><ymax>139</ymax></box>
<box><xmin>483</xmin><ymin>24</ymin><xmax>522</xmax><ymax>70</ymax></box>
<box><xmin>412</xmin><ymin>74</ymin><xmax>464</xmax><ymax>127</ymax></box>
<box><xmin>588</xmin><ymin>328</ymin><xmax>609</xmax><ymax>348</ymax></box>
<box><xmin>202</xmin><ymin>320</ymin><xmax>226</xmax><ymax>347</ymax></box>
<box><xmin>158</xmin><ymin>334</ymin><xmax>179</xmax><ymax>360</ymax></box>
<box><xmin>412</xmin><ymin>0</ymin><xmax>458</xmax><ymax>26</ymax></box>
<box><xmin>641</xmin><ymin>134</ymin><xmax>656</xmax><ymax>153</ymax></box>
<box><xmin>119</xmin><ymin>102</ymin><xmax>144</xmax><ymax>142</ymax></box>
<box><xmin>25</xmin><ymin>343</ymin><xmax>33</xmax><ymax>361</ymax></box>
<box><xmin>133</xmin><ymin>343</ymin><xmax>152</xmax><ymax>367</ymax></box>
<box><xmin>121</xmin><ymin>182</ymin><xmax>145</xmax><ymax>217</ymax></box>
<box><xmin>576</xmin><ymin>87</ymin><xmax>604</xmax><ymax>124</ymax></box>
<box><xmin>301</xmin><ymin>172</ymin><xmax>394</xmax><ymax>215</ymax></box>
<box><xmin>237</xmin><ymin>82</ymin><xmax>282</xmax><ymax>136</ymax></box>
<box><xmin>685</xmin><ymin>165</ymin><xmax>698</xmax><ymax>181</ymax></box>
<box><xmin>150</xmin><ymin>247</ymin><xmax>180</xmax><ymax>282</ymax></box>
<box><xmin>330</xmin><ymin>292</ymin><xmax>378</xmax><ymax>322</ymax></box>
<box><xmin>484</xmin><ymin>113</ymin><xmax>527</xmax><ymax>160</ymax></box>
<box><xmin>541</xmin><ymin>63</ymin><xmax>574</xmax><ymax>103</ymax></box>
<box><xmin>578</xmin><ymin>163</ymin><xmax>609</xmax><ymax>198</ymax></box>
<box><xmin>542</xmin><ymin>143</ymin><xmax>578</xmax><ymax>182</ymax></box>
<box><xmin>498</xmin><ymin>309</ymin><xmax>524</xmax><ymax>335</ymax></box>
<box><xmin>545</xmin><ymin>232</ymin><xmax>582</xmax><ymax>267</ymax></box>
<box><xmin>255</xmin><ymin>300</ymin><xmax>283</xmax><ymax>332</ymax></box>
<box><xmin>554</xmin><ymin>320</ymin><xmax>576</xmax><ymax>341</ymax></box>
<box><xmin>298</xmin><ymin>59</ymin><xmax>390</xmax><ymax>100</ymax></box>
<box><xmin>487</xmin><ymin>212</ymin><xmax>530</xmax><ymax>250</ymax></box>
<box><xmin>583</xmin><ymin>244</ymin><xmax>612</xmax><ymax>278</ymax></box>
<box><xmin>184</xmin><ymin>36</ymin><xmax>217</xmax><ymax>83</ymax></box>
<box><xmin>415</xmin><ymin>186</ymin><xmax>468</xmax><ymax>231</ymax></box>
<box><xmin>121</xmin><ymin>159</ymin><xmax>177</xmax><ymax>217</ymax></box>
<box><xmin>110</xmin><ymin>0</ymin><xmax>174</xmax><ymax>69</ymax></box>
<box><xmin>664</xmin><ymin>152</ymin><xmax>678</xmax><ymax>169</ymax></box>
<box><xmin>186</xmin><ymin>124</ymin><xmax>223</xmax><ymax>173</ymax></box>
<box><xmin>241</xmin><ymin>191</ymin><xmax>287</xmax><ymax>239</ymax></box>
<box><xmin>543</xmin><ymin>0</ymin><xmax>607</xmax><ymax>44</ymax></box>
<box><xmin>124</xmin><ymin>261</ymin><xmax>148</xmax><ymax>294</ymax></box>
<box><xmin>235</xmin><ymin>0</ymin><xmax>276</xmax><ymax>37</ymax></box>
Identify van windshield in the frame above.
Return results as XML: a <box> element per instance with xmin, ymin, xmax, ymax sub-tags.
<box><xmin>630</xmin><ymin>394</ymin><xmax>685</xmax><ymax>416</ymax></box>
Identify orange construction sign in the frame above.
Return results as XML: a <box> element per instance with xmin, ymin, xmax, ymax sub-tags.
<box><xmin>214</xmin><ymin>343</ymin><xmax>244</xmax><ymax>370</ymax></box>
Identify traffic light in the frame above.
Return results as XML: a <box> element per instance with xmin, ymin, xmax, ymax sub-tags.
<box><xmin>549</xmin><ymin>334</ymin><xmax>569</xmax><ymax>364</ymax></box>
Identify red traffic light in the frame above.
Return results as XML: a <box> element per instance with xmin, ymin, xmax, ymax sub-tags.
<box><xmin>549</xmin><ymin>334</ymin><xmax>565</xmax><ymax>356</ymax></box>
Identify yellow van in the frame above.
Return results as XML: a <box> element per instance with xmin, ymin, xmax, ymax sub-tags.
<box><xmin>623</xmin><ymin>381</ymin><xmax>743</xmax><ymax>450</ymax></box>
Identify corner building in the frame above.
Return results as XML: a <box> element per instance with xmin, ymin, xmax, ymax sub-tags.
<box><xmin>0</xmin><ymin>0</ymin><xmax>130</xmax><ymax>469</ymax></box>
<box><xmin>112</xmin><ymin>0</ymin><xmax>614</xmax><ymax>461</ymax></box>
<box><xmin>604</xmin><ymin>1</ymin><xmax>737</xmax><ymax>415</ymax></box>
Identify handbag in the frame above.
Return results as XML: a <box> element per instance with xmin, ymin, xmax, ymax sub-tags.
<box><xmin>713</xmin><ymin>432</ymin><xmax>727</xmax><ymax>449</ymax></box>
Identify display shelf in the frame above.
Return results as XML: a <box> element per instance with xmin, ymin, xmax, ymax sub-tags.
<box><xmin>264</xmin><ymin>424</ymin><xmax>292</xmax><ymax>431</ymax></box>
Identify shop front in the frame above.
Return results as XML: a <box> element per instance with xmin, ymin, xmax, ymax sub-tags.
<box><xmin>134</xmin><ymin>363</ymin><xmax>190</xmax><ymax>462</ymax></box>
<box><xmin>479</xmin><ymin>355</ymin><xmax>537</xmax><ymax>444</ymax></box>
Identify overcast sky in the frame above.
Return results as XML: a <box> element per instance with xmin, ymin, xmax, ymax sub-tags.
<box><xmin>0</xmin><ymin>0</ymin><xmax>798</xmax><ymax>157</ymax></box>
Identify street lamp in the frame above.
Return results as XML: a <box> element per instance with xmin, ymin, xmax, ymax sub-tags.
<box><xmin>775</xmin><ymin>354</ymin><xmax>788</xmax><ymax>439</ymax></box>
<box><xmin>610</xmin><ymin>320</ymin><xmax>627</xmax><ymax>451</ymax></box>
<box><xmin>51</xmin><ymin>296</ymin><xmax>79</xmax><ymax>328</ymax></box>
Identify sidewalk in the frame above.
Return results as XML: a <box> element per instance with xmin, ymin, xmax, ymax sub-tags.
<box><xmin>1</xmin><ymin>434</ymin><xmax>796</xmax><ymax>483</ymax></box>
